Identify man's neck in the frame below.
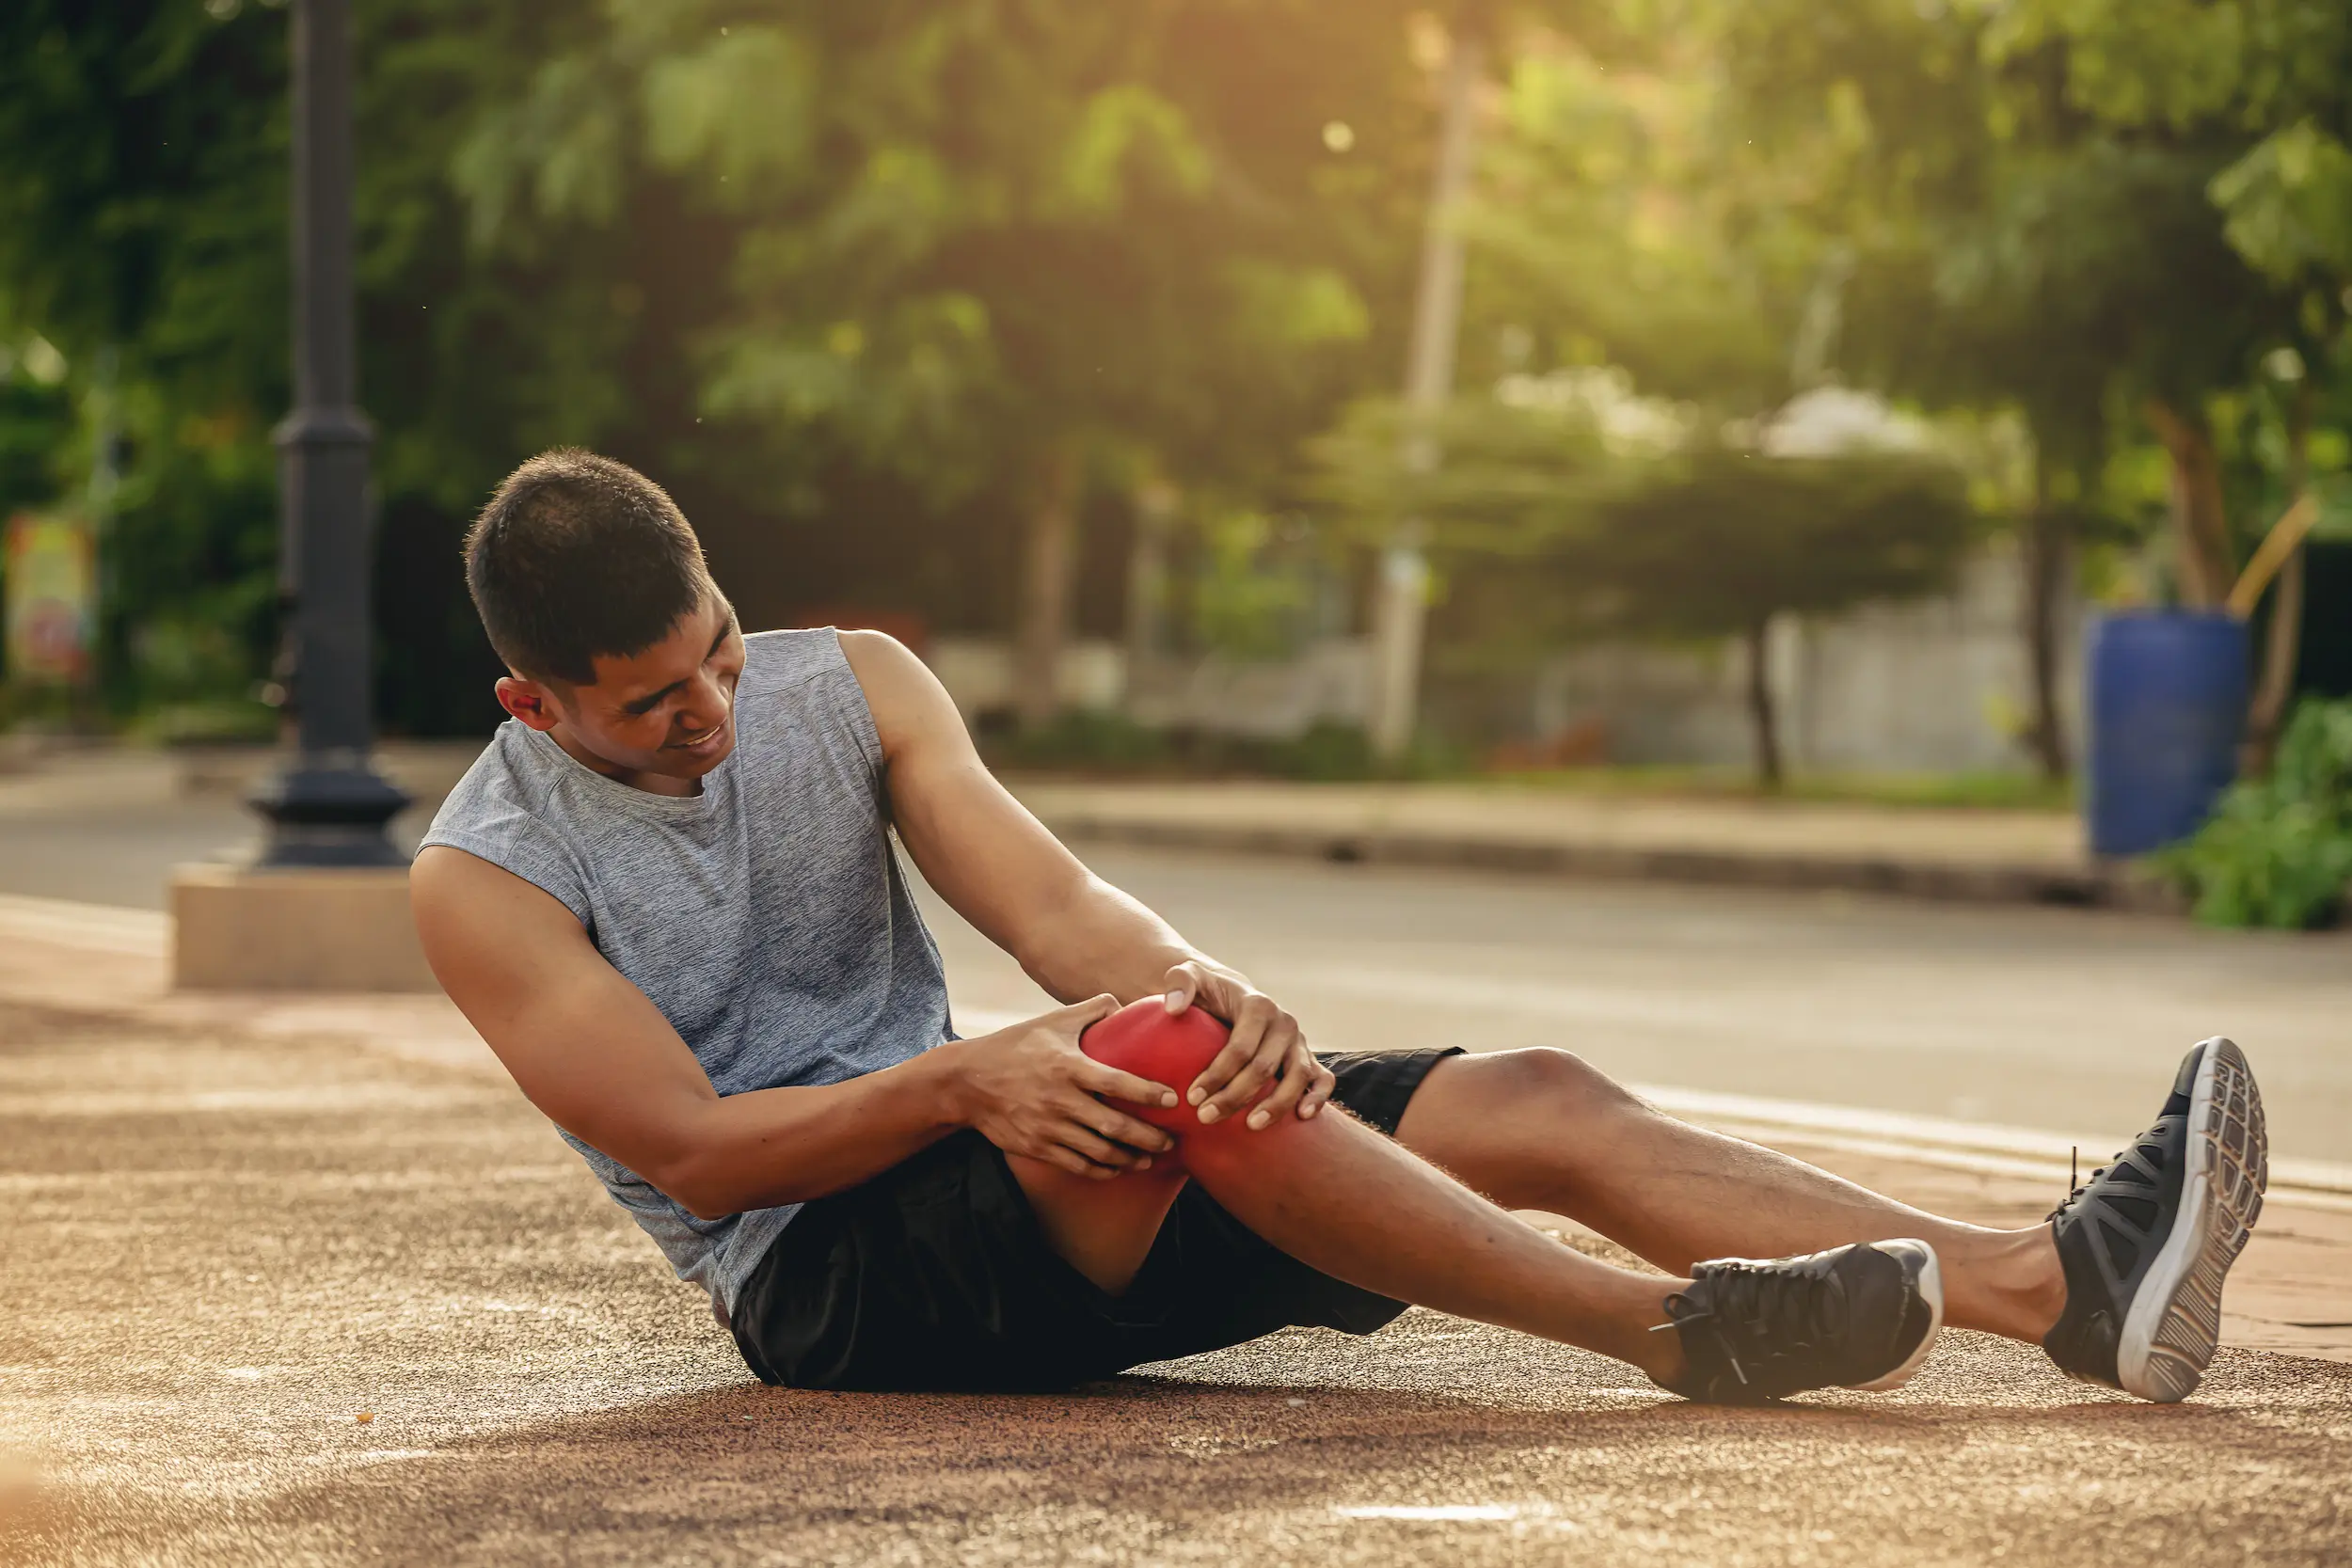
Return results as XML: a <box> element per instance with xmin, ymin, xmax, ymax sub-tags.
<box><xmin>546</xmin><ymin>725</ymin><xmax>701</xmax><ymax>798</ymax></box>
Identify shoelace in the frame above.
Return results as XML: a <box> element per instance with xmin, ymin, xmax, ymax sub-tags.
<box><xmin>1658</xmin><ymin>1258</ymin><xmax>1845</xmax><ymax>1386</ymax></box>
<box><xmin>2048</xmin><ymin>1143</ymin><xmax>2119</xmax><ymax>1224</ymax></box>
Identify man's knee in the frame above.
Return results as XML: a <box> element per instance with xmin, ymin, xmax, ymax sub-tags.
<box><xmin>1470</xmin><ymin>1047</ymin><xmax>1641</xmax><ymax>1121</ymax></box>
<box><xmin>1078</xmin><ymin>1006</ymin><xmax>1298</xmax><ymax>1177</ymax></box>
<box><xmin>1079</xmin><ymin>1003</ymin><xmax>1232</xmax><ymax>1132</ymax></box>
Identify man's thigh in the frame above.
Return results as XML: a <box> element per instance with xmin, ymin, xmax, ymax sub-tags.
<box><xmin>1006</xmin><ymin>1154</ymin><xmax>1189</xmax><ymax>1296</ymax></box>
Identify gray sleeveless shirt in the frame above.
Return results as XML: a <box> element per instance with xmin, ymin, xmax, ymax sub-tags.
<box><xmin>419</xmin><ymin>628</ymin><xmax>952</xmax><ymax>1313</ymax></box>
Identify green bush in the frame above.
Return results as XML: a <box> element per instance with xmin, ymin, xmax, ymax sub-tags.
<box><xmin>2160</xmin><ymin>699</ymin><xmax>2352</xmax><ymax>929</ymax></box>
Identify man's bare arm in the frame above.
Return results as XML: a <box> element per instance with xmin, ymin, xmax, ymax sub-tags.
<box><xmin>838</xmin><ymin>630</ymin><xmax>1336</xmax><ymax>1129</ymax></box>
<box><xmin>410</xmin><ymin>847</ymin><xmax>1175</xmax><ymax>1218</ymax></box>
<box><xmin>841</xmin><ymin>640</ymin><xmax>1185</xmax><ymax>1006</ymax></box>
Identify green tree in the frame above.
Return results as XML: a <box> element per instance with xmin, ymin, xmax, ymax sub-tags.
<box><xmin>1589</xmin><ymin>445</ymin><xmax>1978</xmax><ymax>785</ymax></box>
<box><xmin>1455</xmin><ymin>36</ymin><xmax>1811</xmax><ymax>416</ymax></box>
<box><xmin>0</xmin><ymin>0</ymin><xmax>677</xmax><ymax>730</ymax></box>
<box><xmin>1314</xmin><ymin>388</ymin><xmax>1977</xmax><ymax>784</ymax></box>
<box><xmin>0</xmin><ymin>2</ymin><xmax>292</xmax><ymax>712</ymax></box>
<box><xmin>2000</xmin><ymin>0</ymin><xmax>2352</xmax><ymax>763</ymax></box>
<box><xmin>455</xmin><ymin>0</ymin><xmax>1438</xmax><ymax>728</ymax></box>
<box><xmin>1740</xmin><ymin>0</ymin><xmax>2352</xmax><ymax>782</ymax></box>
<box><xmin>1330</xmin><ymin>32</ymin><xmax>1974</xmax><ymax>781</ymax></box>
<box><xmin>1697</xmin><ymin>0</ymin><xmax>2321</xmax><ymax>780</ymax></box>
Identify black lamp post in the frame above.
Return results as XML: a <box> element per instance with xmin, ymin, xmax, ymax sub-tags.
<box><xmin>250</xmin><ymin>0</ymin><xmax>408</xmax><ymax>867</ymax></box>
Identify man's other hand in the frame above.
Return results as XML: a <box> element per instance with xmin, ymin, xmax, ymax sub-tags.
<box><xmin>953</xmin><ymin>996</ymin><xmax>1179</xmax><ymax>1180</ymax></box>
<box><xmin>1161</xmin><ymin>961</ymin><xmax>1335</xmax><ymax>1132</ymax></box>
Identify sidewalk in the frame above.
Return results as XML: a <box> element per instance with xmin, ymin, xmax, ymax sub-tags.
<box><xmin>1006</xmin><ymin>778</ymin><xmax>2176</xmax><ymax>911</ymax></box>
<box><xmin>5</xmin><ymin>895</ymin><xmax>2350</xmax><ymax>1565</ymax></box>
<box><xmin>0</xmin><ymin>738</ymin><xmax>484</xmax><ymax>817</ymax></box>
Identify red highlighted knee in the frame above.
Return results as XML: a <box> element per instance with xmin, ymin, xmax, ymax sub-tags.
<box><xmin>1080</xmin><ymin>998</ymin><xmax>1232</xmax><ymax>1132</ymax></box>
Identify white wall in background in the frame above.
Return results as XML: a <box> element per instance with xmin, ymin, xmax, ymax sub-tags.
<box><xmin>1534</xmin><ymin>547</ymin><xmax>2083</xmax><ymax>775</ymax></box>
<box><xmin>1124</xmin><ymin>639</ymin><xmax>1374</xmax><ymax>738</ymax></box>
<box><xmin>925</xmin><ymin>545</ymin><xmax>2081</xmax><ymax>775</ymax></box>
<box><xmin>928</xmin><ymin>638</ymin><xmax>1126</xmax><ymax>717</ymax></box>
<box><xmin>928</xmin><ymin>637</ymin><xmax>1373</xmax><ymax>738</ymax></box>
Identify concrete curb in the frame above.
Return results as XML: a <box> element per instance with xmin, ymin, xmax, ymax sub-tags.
<box><xmin>1033</xmin><ymin>811</ymin><xmax>2189</xmax><ymax>914</ymax></box>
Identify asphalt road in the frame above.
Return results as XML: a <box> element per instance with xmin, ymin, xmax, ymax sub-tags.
<box><xmin>916</xmin><ymin>844</ymin><xmax>2352</xmax><ymax>1166</ymax></box>
<box><xmin>7</xmin><ymin>773</ymin><xmax>2351</xmax><ymax>1563</ymax></box>
<box><xmin>5</xmin><ymin>782</ymin><xmax>2349</xmax><ymax>1164</ymax></box>
<box><xmin>0</xmin><ymin>789</ymin><xmax>428</xmax><ymax>909</ymax></box>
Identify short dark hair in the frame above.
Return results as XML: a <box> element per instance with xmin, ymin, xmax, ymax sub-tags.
<box><xmin>464</xmin><ymin>449</ymin><xmax>713</xmax><ymax>685</ymax></box>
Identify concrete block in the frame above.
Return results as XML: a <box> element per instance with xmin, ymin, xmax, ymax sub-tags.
<box><xmin>169</xmin><ymin>863</ymin><xmax>436</xmax><ymax>992</ymax></box>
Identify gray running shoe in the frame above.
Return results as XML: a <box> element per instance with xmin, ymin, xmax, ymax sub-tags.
<box><xmin>2043</xmin><ymin>1037</ymin><xmax>2268</xmax><ymax>1402</ymax></box>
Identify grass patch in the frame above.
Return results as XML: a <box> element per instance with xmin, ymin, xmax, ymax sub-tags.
<box><xmin>985</xmin><ymin>709</ymin><xmax>2074</xmax><ymax>810</ymax></box>
<box><xmin>124</xmin><ymin>698</ymin><xmax>279</xmax><ymax>747</ymax></box>
<box><xmin>979</xmin><ymin>712</ymin><xmax>1461</xmax><ymax>782</ymax></box>
<box><xmin>1476</xmin><ymin>765</ymin><xmax>2075</xmax><ymax>812</ymax></box>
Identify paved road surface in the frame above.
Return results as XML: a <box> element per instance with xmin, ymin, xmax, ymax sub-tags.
<box><xmin>5</xmin><ymin>979</ymin><xmax>2347</xmax><ymax>1567</ymax></box>
<box><xmin>4</xmin><ymin>770</ymin><xmax>2348</xmax><ymax>1164</ymax></box>
<box><xmin>918</xmin><ymin>846</ymin><xmax>2352</xmax><ymax>1165</ymax></box>
<box><xmin>0</xmin><ymin>761</ymin><xmax>429</xmax><ymax>909</ymax></box>
<box><xmin>6</xmin><ymin>769</ymin><xmax>2350</xmax><ymax>1562</ymax></box>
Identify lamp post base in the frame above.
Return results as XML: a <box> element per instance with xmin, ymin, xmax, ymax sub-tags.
<box><xmin>249</xmin><ymin>761</ymin><xmax>412</xmax><ymax>868</ymax></box>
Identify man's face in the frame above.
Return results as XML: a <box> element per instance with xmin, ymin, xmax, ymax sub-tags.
<box><xmin>496</xmin><ymin>594</ymin><xmax>746</xmax><ymax>789</ymax></box>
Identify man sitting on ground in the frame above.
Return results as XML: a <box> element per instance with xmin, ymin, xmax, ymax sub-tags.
<box><xmin>411</xmin><ymin>448</ymin><xmax>2269</xmax><ymax>1404</ymax></box>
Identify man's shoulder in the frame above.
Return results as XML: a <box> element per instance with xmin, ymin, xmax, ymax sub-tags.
<box><xmin>432</xmin><ymin>722</ymin><xmax>554</xmax><ymax>822</ymax></box>
<box><xmin>736</xmin><ymin>627</ymin><xmax>885</xmax><ymax>775</ymax></box>
<box><xmin>739</xmin><ymin>626</ymin><xmax>850</xmax><ymax>696</ymax></box>
<box><xmin>417</xmin><ymin>727</ymin><xmax>595</xmax><ymax>920</ymax></box>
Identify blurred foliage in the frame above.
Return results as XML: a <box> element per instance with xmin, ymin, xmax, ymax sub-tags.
<box><xmin>0</xmin><ymin>0</ymin><xmax>625</xmax><ymax>725</ymax></box>
<box><xmin>0</xmin><ymin>339</ymin><xmax>75</xmax><ymax>521</ymax></box>
<box><xmin>1</xmin><ymin>0</ymin><xmax>2349</xmax><ymax>790</ymax></box>
<box><xmin>1319</xmin><ymin>393</ymin><xmax>1975</xmax><ymax>641</ymax></box>
<box><xmin>1313</xmin><ymin>368</ymin><xmax>1978</xmax><ymax>778</ymax></box>
<box><xmin>1457</xmin><ymin>42</ymin><xmax>1800</xmax><ymax>411</ymax></box>
<box><xmin>1185</xmin><ymin>509</ymin><xmax>1330</xmax><ymax>662</ymax></box>
<box><xmin>127</xmin><ymin>696</ymin><xmax>280</xmax><ymax>746</ymax></box>
<box><xmin>0</xmin><ymin>0</ymin><xmax>1459</xmax><ymax>730</ymax></box>
<box><xmin>449</xmin><ymin>0</ymin><xmax>1442</xmax><ymax>548</ymax></box>
<box><xmin>1707</xmin><ymin>0</ymin><xmax>2352</xmax><ymax>610</ymax></box>
<box><xmin>1571</xmin><ymin>446</ymin><xmax>1978</xmax><ymax>641</ymax></box>
<box><xmin>2159</xmin><ymin>697</ymin><xmax>2352</xmax><ymax>927</ymax></box>
<box><xmin>1375</xmin><ymin>0</ymin><xmax>2352</xmax><ymax>784</ymax></box>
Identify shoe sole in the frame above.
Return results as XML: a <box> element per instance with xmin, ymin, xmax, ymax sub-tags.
<box><xmin>1852</xmin><ymin>1239</ymin><xmax>1944</xmax><ymax>1392</ymax></box>
<box><xmin>2118</xmin><ymin>1037</ymin><xmax>2268</xmax><ymax>1403</ymax></box>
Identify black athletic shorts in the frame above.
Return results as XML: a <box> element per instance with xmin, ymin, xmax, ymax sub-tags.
<box><xmin>728</xmin><ymin>1047</ymin><xmax>1463</xmax><ymax>1392</ymax></box>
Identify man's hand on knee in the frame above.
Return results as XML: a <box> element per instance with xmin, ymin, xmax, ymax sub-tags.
<box><xmin>1160</xmin><ymin>960</ymin><xmax>1336</xmax><ymax>1132</ymax></box>
<box><xmin>948</xmin><ymin>997</ymin><xmax>1179</xmax><ymax>1180</ymax></box>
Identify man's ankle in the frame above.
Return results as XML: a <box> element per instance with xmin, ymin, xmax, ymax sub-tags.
<box><xmin>1959</xmin><ymin>1226</ymin><xmax>2065</xmax><ymax>1342</ymax></box>
<box><xmin>1629</xmin><ymin>1284</ymin><xmax>1692</xmax><ymax>1389</ymax></box>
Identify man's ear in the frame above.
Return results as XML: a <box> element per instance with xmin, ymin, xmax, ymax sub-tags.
<box><xmin>495</xmin><ymin>674</ymin><xmax>564</xmax><ymax>732</ymax></box>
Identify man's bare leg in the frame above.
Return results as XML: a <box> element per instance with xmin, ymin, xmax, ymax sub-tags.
<box><xmin>1391</xmin><ymin>1050</ymin><xmax>2064</xmax><ymax>1342</ymax></box>
<box><xmin>1008</xmin><ymin>1107</ymin><xmax>1698</xmax><ymax>1386</ymax></box>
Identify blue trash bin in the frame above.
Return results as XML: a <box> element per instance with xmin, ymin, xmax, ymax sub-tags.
<box><xmin>2085</xmin><ymin>610</ymin><xmax>2249</xmax><ymax>857</ymax></box>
